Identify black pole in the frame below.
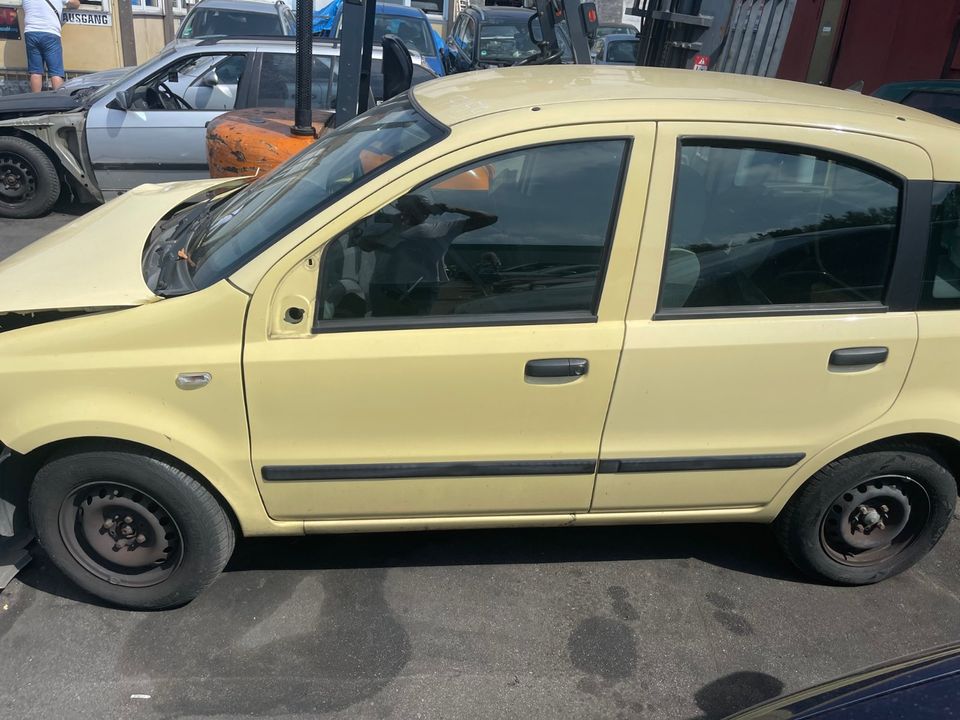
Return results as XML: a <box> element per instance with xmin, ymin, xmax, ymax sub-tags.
<box><xmin>336</xmin><ymin>0</ymin><xmax>376</xmax><ymax>127</ymax></box>
<box><xmin>292</xmin><ymin>0</ymin><xmax>315</xmax><ymax>136</ymax></box>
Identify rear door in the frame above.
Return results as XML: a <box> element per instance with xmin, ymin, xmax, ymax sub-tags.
<box><xmin>85</xmin><ymin>52</ymin><xmax>252</xmax><ymax>195</ymax></box>
<box><xmin>595</xmin><ymin>122</ymin><xmax>931</xmax><ymax>513</ymax></box>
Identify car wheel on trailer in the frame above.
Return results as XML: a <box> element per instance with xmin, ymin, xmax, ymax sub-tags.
<box><xmin>774</xmin><ymin>446</ymin><xmax>957</xmax><ymax>585</ymax></box>
<box><xmin>29</xmin><ymin>445</ymin><xmax>235</xmax><ymax>609</ymax></box>
<box><xmin>0</xmin><ymin>135</ymin><xmax>61</xmax><ymax>219</ymax></box>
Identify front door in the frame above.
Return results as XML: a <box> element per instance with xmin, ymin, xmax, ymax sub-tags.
<box><xmin>243</xmin><ymin>124</ymin><xmax>655</xmax><ymax>520</ymax></box>
<box><xmin>595</xmin><ymin>122</ymin><xmax>932</xmax><ymax>513</ymax></box>
<box><xmin>85</xmin><ymin>52</ymin><xmax>251</xmax><ymax>195</ymax></box>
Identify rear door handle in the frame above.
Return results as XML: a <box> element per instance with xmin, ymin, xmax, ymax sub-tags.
<box><xmin>525</xmin><ymin>358</ymin><xmax>589</xmax><ymax>378</ymax></box>
<box><xmin>829</xmin><ymin>346</ymin><xmax>889</xmax><ymax>368</ymax></box>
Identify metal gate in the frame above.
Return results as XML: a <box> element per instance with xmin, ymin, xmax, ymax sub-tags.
<box><xmin>714</xmin><ymin>0</ymin><xmax>797</xmax><ymax>77</ymax></box>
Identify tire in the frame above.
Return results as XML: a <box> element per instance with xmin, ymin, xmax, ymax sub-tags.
<box><xmin>774</xmin><ymin>446</ymin><xmax>958</xmax><ymax>585</ymax></box>
<box><xmin>0</xmin><ymin>135</ymin><xmax>61</xmax><ymax>219</ymax></box>
<box><xmin>29</xmin><ymin>446</ymin><xmax>235</xmax><ymax>609</ymax></box>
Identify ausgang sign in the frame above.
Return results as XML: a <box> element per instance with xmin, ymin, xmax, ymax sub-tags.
<box><xmin>63</xmin><ymin>10</ymin><xmax>112</xmax><ymax>26</ymax></box>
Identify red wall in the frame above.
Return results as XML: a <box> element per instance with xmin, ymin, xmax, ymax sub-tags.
<box><xmin>777</xmin><ymin>0</ymin><xmax>960</xmax><ymax>93</ymax></box>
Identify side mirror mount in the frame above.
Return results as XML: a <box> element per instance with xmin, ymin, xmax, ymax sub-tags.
<box><xmin>110</xmin><ymin>89</ymin><xmax>134</xmax><ymax>111</ymax></box>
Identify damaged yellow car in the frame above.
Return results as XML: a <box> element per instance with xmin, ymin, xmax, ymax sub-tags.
<box><xmin>1</xmin><ymin>66</ymin><xmax>958</xmax><ymax>609</ymax></box>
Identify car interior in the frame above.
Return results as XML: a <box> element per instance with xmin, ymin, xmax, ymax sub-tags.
<box><xmin>318</xmin><ymin>141</ymin><xmax>627</xmax><ymax>321</ymax></box>
<box><xmin>662</xmin><ymin>144</ymin><xmax>902</xmax><ymax>309</ymax></box>
<box><xmin>126</xmin><ymin>54</ymin><xmax>245</xmax><ymax>111</ymax></box>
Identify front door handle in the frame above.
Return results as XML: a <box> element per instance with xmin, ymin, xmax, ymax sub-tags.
<box><xmin>829</xmin><ymin>346</ymin><xmax>889</xmax><ymax>369</ymax></box>
<box><xmin>525</xmin><ymin>358</ymin><xmax>589</xmax><ymax>378</ymax></box>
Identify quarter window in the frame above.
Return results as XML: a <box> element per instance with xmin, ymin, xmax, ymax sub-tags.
<box><xmin>660</xmin><ymin>142</ymin><xmax>901</xmax><ymax>312</ymax></box>
<box><xmin>316</xmin><ymin>140</ymin><xmax>627</xmax><ymax>325</ymax></box>
<box><xmin>921</xmin><ymin>182</ymin><xmax>960</xmax><ymax>307</ymax></box>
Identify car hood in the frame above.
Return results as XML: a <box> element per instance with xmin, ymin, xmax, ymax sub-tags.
<box><xmin>0</xmin><ymin>90</ymin><xmax>82</xmax><ymax>120</ymax></box>
<box><xmin>0</xmin><ymin>178</ymin><xmax>243</xmax><ymax>314</ymax></box>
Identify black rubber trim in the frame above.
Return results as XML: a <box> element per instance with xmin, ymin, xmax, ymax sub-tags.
<box><xmin>262</xmin><ymin>459</ymin><xmax>597</xmax><ymax>481</ymax></box>
<box><xmin>597</xmin><ymin>453</ymin><xmax>806</xmax><ymax>474</ymax></box>
<box><xmin>653</xmin><ymin>302</ymin><xmax>886</xmax><ymax>321</ymax></box>
<box><xmin>887</xmin><ymin>179</ymin><xmax>934</xmax><ymax>312</ymax></box>
<box><xmin>313</xmin><ymin>311</ymin><xmax>598</xmax><ymax>334</ymax></box>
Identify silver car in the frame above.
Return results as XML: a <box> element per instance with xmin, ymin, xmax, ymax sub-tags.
<box><xmin>0</xmin><ymin>38</ymin><xmax>435</xmax><ymax>218</ymax></box>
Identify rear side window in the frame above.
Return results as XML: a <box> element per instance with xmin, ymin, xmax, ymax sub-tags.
<box><xmin>921</xmin><ymin>182</ymin><xmax>960</xmax><ymax>307</ymax></box>
<box><xmin>659</xmin><ymin>141</ymin><xmax>901</xmax><ymax>313</ymax></box>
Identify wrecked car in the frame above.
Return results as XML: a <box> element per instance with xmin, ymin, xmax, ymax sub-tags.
<box><xmin>0</xmin><ymin>37</ymin><xmax>434</xmax><ymax>219</ymax></box>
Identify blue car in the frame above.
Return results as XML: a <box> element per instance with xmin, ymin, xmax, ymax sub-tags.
<box><xmin>315</xmin><ymin>1</ymin><xmax>445</xmax><ymax>76</ymax></box>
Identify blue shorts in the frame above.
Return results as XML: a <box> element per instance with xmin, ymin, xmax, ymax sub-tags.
<box><xmin>24</xmin><ymin>31</ymin><xmax>65</xmax><ymax>78</ymax></box>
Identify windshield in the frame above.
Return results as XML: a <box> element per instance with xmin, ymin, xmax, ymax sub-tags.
<box><xmin>82</xmin><ymin>60</ymin><xmax>162</xmax><ymax>106</ymax></box>
<box><xmin>373</xmin><ymin>15</ymin><xmax>435</xmax><ymax>56</ymax></box>
<box><xmin>178</xmin><ymin>8</ymin><xmax>285</xmax><ymax>38</ymax></box>
<box><xmin>186</xmin><ymin>97</ymin><xmax>446</xmax><ymax>288</ymax></box>
<box><xmin>479</xmin><ymin>20</ymin><xmax>538</xmax><ymax>62</ymax></box>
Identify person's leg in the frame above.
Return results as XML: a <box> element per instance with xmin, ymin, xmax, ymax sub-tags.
<box><xmin>24</xmin><ymin>33</ymin><xmax>45</xmax><ymax>93</ymax></box>
<box><xmin>40</xmin><ymin>33</ymin><xmax>66</xmax><ymax>90</ymax></box>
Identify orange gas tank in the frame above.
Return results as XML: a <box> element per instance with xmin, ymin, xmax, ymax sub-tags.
<box><xmin>206</xmin><ymin>107</ymin><xmax>334</xmax><ymax>179</ymax></box>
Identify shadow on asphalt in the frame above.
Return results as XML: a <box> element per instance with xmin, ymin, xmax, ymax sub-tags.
<box><xmin>15</xmin><ymin>523</ymin><xmax>804</xmax><ymax>610</ymax></box>
<box><xmin>222</xmin><ymin>523</ymin><xmax>804</xmax><ymax>581</ymax></box>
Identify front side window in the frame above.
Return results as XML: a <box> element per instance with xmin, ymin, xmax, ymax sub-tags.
<box><xmin>316</xmin><ymin>140</ymin><xmax>627</xmax><ymax>324</ymax></box>
<box><xmin>186</xmin><ymin>97</ymin><xmax>445</xmax><ymax>288</ymax></box>
<box><xmin>921</xmin><ymin>182</ymin><xmax>960</xmax><ymax>307</ymax></box>
<box><xmin>460</xmin><ymin>17</ymin><xmax>477</xmax><ymax>56</ymax></box>
<box><xmin>659</xmin><ymin>142</ymin><xmax>901</xmax><ymax>312</ymax></box>
<box><xmin>126</xmin><ymin>53</ymin><xmax>247</xmax><ymax>111</ymax></box>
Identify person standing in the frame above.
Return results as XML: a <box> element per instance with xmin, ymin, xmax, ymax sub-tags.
<box><xmin>22</xmin><ymin>0</ymin><xmax>80</xmax><ymax>92</ymax></box>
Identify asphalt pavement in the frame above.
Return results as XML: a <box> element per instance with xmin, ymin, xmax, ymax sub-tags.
<box><xmin>1</xmin><ymin>208</ymin><xmax>959</xmax><ymax>720</ymax></box>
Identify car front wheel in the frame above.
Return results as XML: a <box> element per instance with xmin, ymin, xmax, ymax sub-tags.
<box><xmin>775</xmin><ymin>446</ymin><xmax>957</xmax><ymax>585</ymax></box>
<box><xmin>29</xmin><ymin>446</ymin><xmax>235</xmax><ymax>609</ymax></box>
<box><xmin>0</xmin><ymin>135</ymin><xmax>61</xmax><ymax>219</ymax></box>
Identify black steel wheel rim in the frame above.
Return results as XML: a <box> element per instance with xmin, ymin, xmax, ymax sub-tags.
<box><xmin>819</xmin><ymin>474</ymin><xmax>931</xmax><ymax>566</ymax></box>
<box><xmin>58</xmin><ymin>482</ymin><xmax>184</xmax><ymax>588</ymax></box>
<box><xmin>0</xmin><ymin>152</ymin><xmax>37</xmax><ymax>205</ymax></box>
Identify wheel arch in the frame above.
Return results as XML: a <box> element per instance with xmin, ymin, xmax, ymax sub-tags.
<box><xmin>770</xmin><ymin>428</ymin><xmax>960</xmax><ymax>520</ymax></box>
<box><xmin>0</xmin><ymin>123</ymin><xmax>99</xmax><ymax>204</ymax></box>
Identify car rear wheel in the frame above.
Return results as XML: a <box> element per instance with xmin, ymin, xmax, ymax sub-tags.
<box><xmin>774</xmin><ymin>446</ymin><xmax>957</xmax><ymax>585</ymax></box>
<box><xmin>0</xmin><ymin>135</ymin><xmax>61</xmax><ymax>219</ymax></box>
<box><xmin>29</xmin><ymin>446</ymin><xmax>235</xmax><ymax>609</ymax></box>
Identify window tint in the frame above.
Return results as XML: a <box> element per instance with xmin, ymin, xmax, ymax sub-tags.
<box><xmin>180</xmin><ymin>9</ymin><xmax>283</xmax><ymax>38</ymax></box>
<box><xmin>479</xmin><ymin>22</ymin><xmax>538</xmax><ymax>62</ymax></box>
<box><xmin>317</xmin><ymin>140</ymin><xmax>627</xmax><ymax>324</ymax></box>
<box><xmin>373</xmin><ymin>15</ymin><xmax>434</xmax><ymax>55</ymax></box>
<box><xmin>660</xmin><ymin>142</ymin><xmax>901</xmax><ymax>311</ymax></box>
<box><xmin>921</xmin><ymin>182</ymin><xmax>960</xmax><ymax>307</ymax></box>
<box><xmin>412</xmin><ymin>0</ymin><xmax>443</xmax><ymax>14</ymax></box>
<box><xmin>903</xmin><ymin>91</ymin><xmax>960</xmax><ymax>124</ymax></box>
<box><xmin>257</xmin><ymin>53</ymin><xmax>335</xmax><ymax>108</ymax></box>
<box><xmin>606</xmin><ymin>39</ymin><xmax>640</xmax><ymax>64</ymax></box>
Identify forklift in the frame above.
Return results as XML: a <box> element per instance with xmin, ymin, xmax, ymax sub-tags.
<box><xmin>205</xmin><ymin>0</ymin><xmax>600</xmax><ymax>177</ymax></box>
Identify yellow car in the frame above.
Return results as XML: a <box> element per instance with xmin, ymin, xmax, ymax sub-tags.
<box><xmin>0</xmin><ymin>66</ymin><xmax>958</xmax><ymax>609</ymax></box>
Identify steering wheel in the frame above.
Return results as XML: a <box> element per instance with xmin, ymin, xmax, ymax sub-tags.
<box><xmin>158</xmin><ymin>82</ymin><xmax>193</xmax><ymax>110</ymax></box>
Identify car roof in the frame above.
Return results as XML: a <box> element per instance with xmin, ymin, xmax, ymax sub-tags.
<box><xmin>187</xmin><ymin>35</ymin><xmax>428</xmax><ymax>64</ymax></box>
<box><xmin>375</xmin><ymin>3</ymin><xmax>428</xmax><ymax>19</ymax></box>
<box><xmin>190</xmin><ymin>0</ymin><xmax>282</xmax><ymax>13</ymax></box>
<box><xmin>602</xmin><ymin>34</ymin><xmax>641</xmax><ymax>43</ymax></box>
<box><xmin>412</xmin><ymin>65</ymin><xmax>960</xmax><ymax>179</ymax></box>
<box><xmin>465</xmin><ymin>5</ymin><xmax>533</xmax><ymax>21</ymax></box>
